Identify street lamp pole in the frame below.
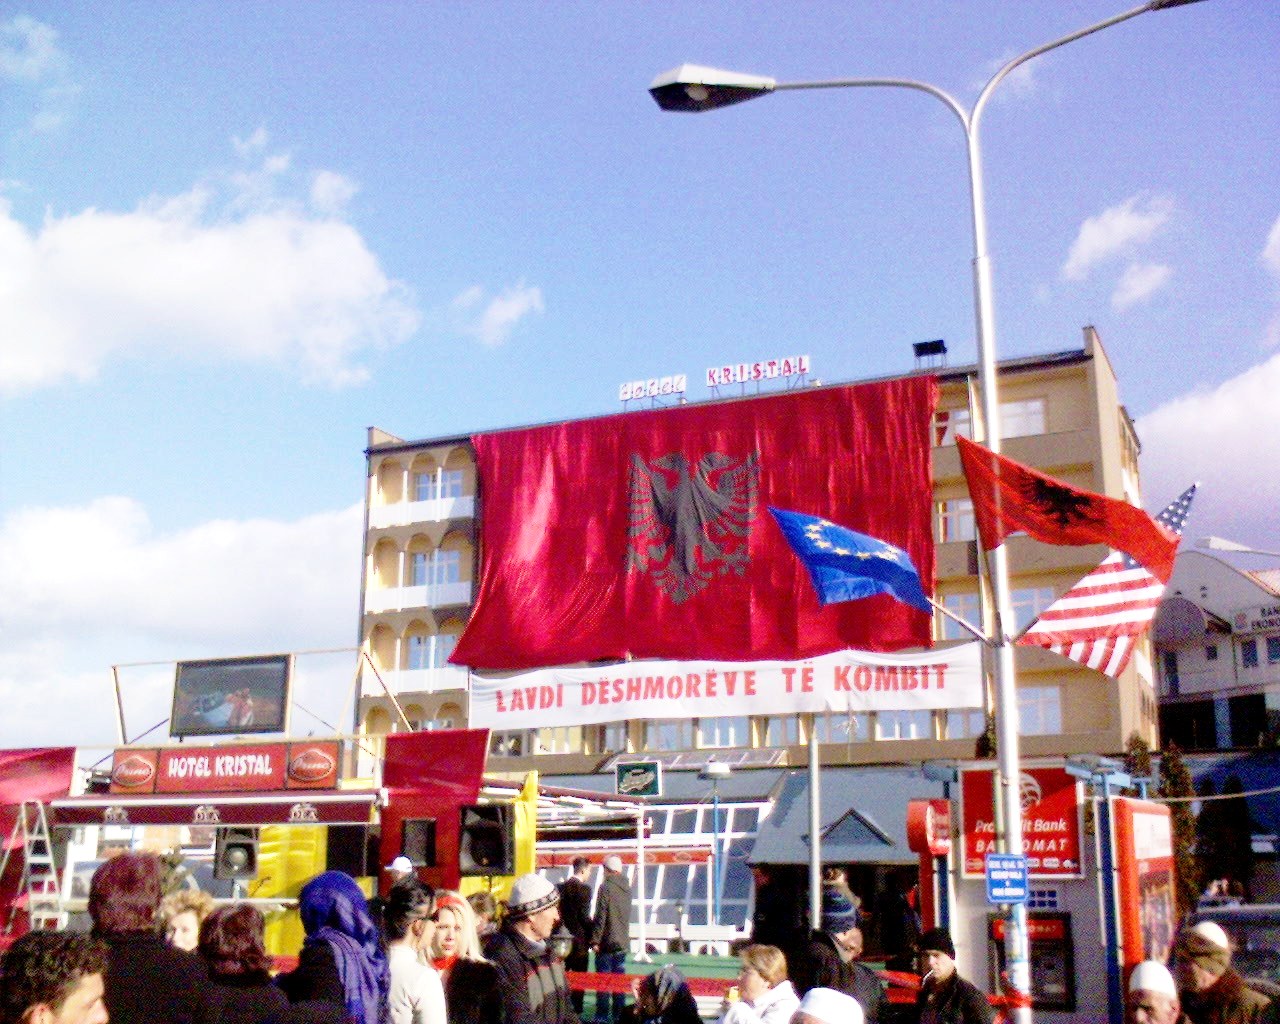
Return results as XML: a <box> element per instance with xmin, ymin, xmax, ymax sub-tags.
<box><xmin>651</xmin><ymin>3</ymin><xmax>1206</xmax><ymax>1018</ymax></box>
<box><xmin>701</xmin><ymin>759</ymin><xmax>731</xmax><ymax>927</ymax></box>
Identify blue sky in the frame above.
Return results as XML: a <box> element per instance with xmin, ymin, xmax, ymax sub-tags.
<box><xmin>2</xmin><ymin>1</ymin><xmax>1277</xmax><ymax>749</ymax></box>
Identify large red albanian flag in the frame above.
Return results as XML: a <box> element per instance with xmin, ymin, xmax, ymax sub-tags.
<box><xmin>451</xmin><ymin>377</ymin><xmax>938</xmax><ymax>670</ymax></box>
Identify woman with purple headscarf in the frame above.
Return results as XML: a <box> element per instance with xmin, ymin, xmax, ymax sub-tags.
<box><xmin>278</xmin><ymin>870</ymin><xmax>391</xmax><ymax>1024</ymax></box>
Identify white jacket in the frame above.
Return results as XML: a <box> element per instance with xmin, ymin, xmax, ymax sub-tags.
<box><xmin>719</xmin><ymin>981</ymin><xmax>801</xmax><ymax>1024</ymax></box>
<box><xmin>388</xmin><ymin>942</ymin><xmax>447</xmax><ymax>1024</ymax></box>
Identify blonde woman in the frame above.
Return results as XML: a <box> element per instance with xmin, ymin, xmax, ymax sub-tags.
<box><xmin>431</xmin><ymin>891</ymin><xmax>501</xmax><ymax>1024</ymax></box>
<box><xmin>719</xmin><ymin>945</ymin><xmax>800</xmax><ymax>1024</ymax></box>
<box><xmin>158</xmin><ymin>888</ymin><xmax>215</xmax><ymax>953</ymax></box>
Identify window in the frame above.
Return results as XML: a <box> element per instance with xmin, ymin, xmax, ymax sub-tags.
<box><xmin>877</xmin><ymin>710</ymin><xmax>933</xmax><ymax>741</ymax></box>
<box><xmin>489</xmin><ymin>730</ymin><xmax>526</xmax><ymax>756</ymax></box>
<box><xmin>406</xmin><ymin>634</ymin><xmax>430</xmax><ymax>670</ymax></box>
<box><xmin>595</xmin><ymin>721</ymin><xmax>628</xmax><ymax>754</ymax></box>
<box><xmin>669</xmin><ymin>809</ymin><xmax>699</xmax><ymax>835</ymax></box>
<box><xmin>1268</xmin><ymin>637</ymin><xmax>1280</xmax><ymax>664</ymax></box>
<box><xmin>759</xmin><ymin>715</ymin><xmax>799</xmax><ymax>747</ymax></box>
<box><xmin>934</xmin><ymin>408</ymin><xmax>972</xmax><ymax>446</ymax></box>
<box><xmin>440</xmin><ymin>469</ymin><xmax>464</xmax><ymax>499</ymax></box>
<box><xmin>699</xmin><ymin>717</ymin><xmax>749</xmax><ymax>748</ymax></box>
<box><xmin>645</xmin><ymin>720</ymin><xmax>693</xmax><ymax>751</ymax></box>
<box><xmin>433</xmin><ymin>550</ymin><xmax>462</xmax><ymax>585</ymax></box>
<box><xmin>812</xmin><ymin>712</ymin><xmax>870</xmax><ymax>744</ymax></box>
<box><xmin>937</xmin><ymin>499</ymin><xmax>975</xmax><ymax>543</ymax></box>
<box><xmin>1205</xmin><ymin>644</ymin><xmax>1219</xmax><ymax>662</ymax></box>
<box><xmin>435</xmin><ymin>634</ymin><xmax>458</xmax><ymax>667</ymax></box>
<box><xmin>410</xmin><ymin>552</ymin><xmax>428</xmax><ymax>587</ymax></box>
<box><xmin>941</xmin><ymin>592</ymin><xmax>981</xmax><ymax>642</ymax></box>
<box><xmin>1018</xmin><ymin>686</ymin><xmax>1061</xmax><ymax>735</ymax></box>
<box><xmin>536</xmin><ymin>727</ymin><xmax>583</xmax><ymax>754</ymax></box>
<box><xmin>1012</xmin><ymin>587</ymin><xmax>1056</xmax><ymax>632</ymax></box>
<box><xmin>946</xmin><ymin>709</ymin><xmax>986</xmax><ymax>739</ymax></box>
<box><xmin>1000</xmin><ymin>398</ymin><xmax>1046</xmax><ymax>439</ymax></box>
<box><xmin>413</xmin><ymin>472</ymin><xmax>433</xmax><ymax>502</ymax></box>
<box><xmin>1162</xmin><ymin>651</ymin><xmax>1179</xmax><ymax>691</ymax></box>
<box><xmin>1243</xmin><ymin>639</ymin><xmax>1259</xmax><ymax>669</ymax></box>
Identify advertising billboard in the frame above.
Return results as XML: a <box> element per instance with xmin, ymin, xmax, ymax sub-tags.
<box><xmin>170</xmin><ymin>654</ymin><xmax>292</xmax><ymax>738</ymax></box>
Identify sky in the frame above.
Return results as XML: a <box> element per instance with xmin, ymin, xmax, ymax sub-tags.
<box><xmin>2</xmin><ymin>1</ymin><xmax>1278</xmax><ymax>751</ymax></box>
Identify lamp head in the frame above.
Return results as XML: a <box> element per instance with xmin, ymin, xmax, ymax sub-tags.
<box><xmin>649</xmin><ymin>64</ymin><xmax>776</xmax><ymax>112</ymax></box>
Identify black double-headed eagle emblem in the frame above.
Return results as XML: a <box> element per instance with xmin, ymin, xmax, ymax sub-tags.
<box><xmin>626</xmin><ymin>451</ymin><xmax>760</xmax><ymax>603</ymax></box>
<box><xmin>1023</xmin><ymin>477</ymin><xmax>1100</xmax><ymax>528</ymax></box>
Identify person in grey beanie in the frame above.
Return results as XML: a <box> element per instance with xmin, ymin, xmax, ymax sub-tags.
<box><xmin>788</xmin><ymin>885</ymin><xmax>885</xmax><ymax>1024</ymax></box>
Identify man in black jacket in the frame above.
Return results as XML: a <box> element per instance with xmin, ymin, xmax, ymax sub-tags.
<box><xmin>915</xmin><ymin>927</ymin><xmax>994</xmax><ymax>1024</ymax></box>
<box><xmin>486</xmin><ymin>873</ymin><xmax>580</xmax><ymax>1024</ymax></box>
<box><xmin>590</xmin><ymin>856</ymin><xmax>631</xmax><ymax>1024</ymax></box>
<box><xmin>789</xmin><ymin>886</ymin><xmax>886</xmax><ymax>1024</ymax></box>
<box><xmin>558</xmin><ymin>858</ymin><xmax>594</xmax><ymax>1015</ymax></box>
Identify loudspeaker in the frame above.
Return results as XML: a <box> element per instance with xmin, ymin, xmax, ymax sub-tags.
<box><xmin>458</xmin><ymin>804</ymin><xmax>514</xmax><ymax>876</ymax></box>
<box><xmin>402</xmin><ymin>818</ymin><xmax>437</xmax><ymax>868</ymax></box>
<box><xmin>326</xmin><ymin>825</ymin><xmax>370</xmax><ymax>878</ymax></box>
<box><xmin>214</xmin><ymin>827</ymin><xmax>258</xmax><ymax>880</ymax></box>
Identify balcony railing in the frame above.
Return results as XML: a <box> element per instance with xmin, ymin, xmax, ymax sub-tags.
<box><xmin>369</xmin><ymin>495</ymin><xmax>475</xmax><ymax>529</ymax></box>
<box><xmin>361</xmin><ymin>665</ymin><xmax>470</xmax><ymax>698</ymax></box>
<box><xmin>364</xmin><ymin>580</ymin><xmax>473</xmax><ymax>613</ymax></box>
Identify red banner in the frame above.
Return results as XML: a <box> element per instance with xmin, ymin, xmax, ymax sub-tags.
<box><xmin>453</xmin><ymin>378</ymin><xmax>938</xmax><ymax>669</ymax></box>
<box><xmin>961</xmin><ymin>766</ymin><xmax>1083</xmax><ymax>878</ymax></box>
<box><xmin>110</xmin><ymin>741</ymin><xmax>340</xmax><ymax>794</ymax></box>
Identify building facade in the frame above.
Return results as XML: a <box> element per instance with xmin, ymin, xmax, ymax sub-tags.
<box><xmin>1154</xmin><ymin>550</ymin><xmax>1280</xmax><ymax>749</ymax></box>
<box><xmin>356</xmin><ymin>326</ymin><xmax>1160</xmax><ymax>773</ymax></box>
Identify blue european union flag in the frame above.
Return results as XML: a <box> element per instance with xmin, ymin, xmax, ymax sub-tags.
<box><xmin>768</xmin><ymin>507</ymin><xmax>932</xmax><ymax>614</ymax></box>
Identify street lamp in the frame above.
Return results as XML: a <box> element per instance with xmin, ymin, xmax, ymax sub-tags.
<box><xmin>651</xmin><ymin>2</ymin><xmax>1207</xmax><ymax>1017</ymax></box>
<box><xmin>700</xmin><ymin>759</ymin><xmax>732</xmax><ymax>926</ymax></box>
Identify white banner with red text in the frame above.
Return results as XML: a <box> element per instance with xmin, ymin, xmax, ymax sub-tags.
<box><xmin>468</xmin><ymin>643</ymin><xmax>982</xmax><ymax>729</ymax></box>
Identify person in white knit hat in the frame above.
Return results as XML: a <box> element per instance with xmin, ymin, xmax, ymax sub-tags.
<box><xmin>485</xmin><ymin>874</ymin><xmax>578</xmax><ymax>1024</ymax></box>
<box><xmin>791</xmin><ymin>987</ymin><xmax>864</xmax><ymax>1024</ymax></box>
<box><xmin>1173</xmin><ymin>920</ymin><xmax>1270</xmax><ymax>1024</ymax></box>
<box><xmin>1127</xmin><ymin>960</ymin><xmax>1188</xmax><ymax>1024</ymax></box>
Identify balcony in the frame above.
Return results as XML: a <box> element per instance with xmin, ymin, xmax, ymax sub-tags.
<box><xmin>369</xmin><ymin>495</ymin><xmax>475</xmax><ymax>530</ymax></box>
<box><xmin>364</xmin><ymin>580</ymin><xmax>473</xmax><ymax>613</ymax></box>
<box><xmin>361</xmin><ymin>665</ymin><xmax>471</xmax><ymax>698</ymax></box>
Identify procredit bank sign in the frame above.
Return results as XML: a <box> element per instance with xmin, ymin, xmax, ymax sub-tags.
<box><xmin>961</xmin><ymin>766</ymin><xmax>1084</xmax><ymax>878</ymax></box>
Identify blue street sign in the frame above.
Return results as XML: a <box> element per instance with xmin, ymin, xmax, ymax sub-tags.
<box><xmin>985</xmin><ymin>853</ymin><xmax>1029</xmax><ymax>904</ymax></box>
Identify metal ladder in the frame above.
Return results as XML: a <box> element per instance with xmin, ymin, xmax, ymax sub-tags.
<box><xmin>1</xmin><ymin>801</ymin><xmax>65</xmax><ymax>933</ymax></box>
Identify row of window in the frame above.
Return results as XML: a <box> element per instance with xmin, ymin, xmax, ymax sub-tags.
<box><xmin>933</xmin><ymin>398</ymin><xmax>1046</xmax><ymax>447</ymax></box>
<box><xmin>413</xmin><ymin>468</ymin><xmax>464</xmax><ymax>503</ymax></box>
<box><xmin>483</xmin><ymin>687</ymin><xmax>1061</xmax><ymax>757</ymax></box>
<box><xmin>1163</xmin><ymin>635</ymin><xmax>1280</xmax><ymax>695</ymax></box>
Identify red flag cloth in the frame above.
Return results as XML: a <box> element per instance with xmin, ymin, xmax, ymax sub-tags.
<box><xmin>451</xmin><ymin>378</ymin><xmax>938</xmax><ymax>670</ymax></box>
<box><xmin>956</xmin><ymin>435</ymin><xmax>1178</xmax><ymax>582</ymax></box>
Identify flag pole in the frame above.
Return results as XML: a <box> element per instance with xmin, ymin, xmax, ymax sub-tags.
<box><xmin>926</xmin><ymin>597</ymin><xmax>991</xmax><ymax>645</ymax></box>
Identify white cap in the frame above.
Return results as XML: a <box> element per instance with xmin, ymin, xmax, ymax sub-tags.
<box><xmin>1191</xmin><ymin>921</ymin><xmax>1230</xmax><ymax>949</ymax></box>
<box><xmin>387</xmin><ymin>855</ymin><xmax>413</xmax><ymax>873</ymax></box>
<box><xmin>604</xmin><ymin>854</ymin><xmax>624</xmax><ymax>872</ymax></box>
<box><xmin>796</xmin><ymin>988</ymin><xmax>864</xmax><ymax>1024</ymax></box>
<box><xmin>1129</xmin><ymin>961</ymin><xmax>1178</xmax><ymax>999</ymax></box>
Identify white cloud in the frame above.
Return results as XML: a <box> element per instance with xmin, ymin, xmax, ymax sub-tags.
<box><xmin>1137</xmin><ymin>353</ymin><xmax>1280</xmax><ymax>552</ymax></box>
<box><xmin>0</xmin><ymin>498</ymin><xmax>363</xmax><ymax>747</ymax></box>
<box><xmin>976</xmin><ymin>52</ymin><xmax>1038</xmax><ymax>102</ymax></box>
<box><xmin>0</xmin><ymin>148</ymin><xmax>419</xmax><ymax>393</ymax></box>
<box><xmin>0</xmin><ymin>15</ymin><xmax>78</xmax><ymax>133</ymax></box>
<box><xmin>1062</xmin><ymin>194</ymin><xmax>1174</xmax><ymax>281</ymax></box>
<box><xmin>311</xmin><ymin>170</ymin><xmax>359</xmax><ymax>216</ymax></box>
<box><xmin>1263</xmin><ymin>215</ymin><xmax>1280</xmax><ymax>350</ymax></box>
<box><xmin>1111</xmin><ymin>262</ymin><xmax>1172</xmax><ymax>311</ymax></box>
<box><xmin>452</xmin><ymin>282</ymin><xmax>544</xmax><ymax>347</ymax></box>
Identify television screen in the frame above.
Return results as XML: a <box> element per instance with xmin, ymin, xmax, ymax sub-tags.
<box><xmin>170</xmin><ymin>655</ymin><xmax>291</xmax><ymax>738</ymax></box>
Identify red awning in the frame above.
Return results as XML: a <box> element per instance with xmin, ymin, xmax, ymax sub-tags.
<box><xmin>49</xmin><ymin>789</ymin><xmax>379</xmax><ymax>828</ymax></box>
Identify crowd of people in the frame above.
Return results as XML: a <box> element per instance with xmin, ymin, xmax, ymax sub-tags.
<box><xmin>4</xmin><ymin>852</ymin><xmax>1279</xmax><ymax>1024</ymax></box>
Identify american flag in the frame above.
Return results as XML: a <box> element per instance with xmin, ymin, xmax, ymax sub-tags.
<box><xmin>1016</xmin><ymin>484</ymin><xmax>1198</xmax><ymax>678</ymax></box>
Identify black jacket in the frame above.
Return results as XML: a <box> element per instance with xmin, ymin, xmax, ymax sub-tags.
<box><xmin>590</xmin><ymin>872</ymin><xmax>631</xmax><ymax>954</ymax></box>
<box><xmin>916</xmin><ymin>971</ymin><xmax>995</xmax><ymax>1024</ymax></box>
<box><xmin>276</xmin><ymin>942</ymin><xmax>347</xmax><ymax>1008</ymax></box>
<box><xmin>445</xmin><ymin>958</ymin><xmax>505</xmax><ymax>1024</ymax></box>
<box><xmin>485</xmin><ymin>926</ymin><xmax>579</xmax><ymax>1024</ymax></box>
<box><xmin>789</xmin><ymin>930</ymin><xmax>886</xmax><ymax>1024</ymax></box>
<box><xmin>559</xmin><ymin>877</ymin><xmax>594</xmax><ymax>955</ymax></box>
<box><xmin>205</xmin><ymin>972</ymin><xmax>292</xmax><ymax>1024</ymax></box>
<box><xmin>97</xmin><ymin>930</ymin><xmax>208</xmax><ymax>1024</ymax></box>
